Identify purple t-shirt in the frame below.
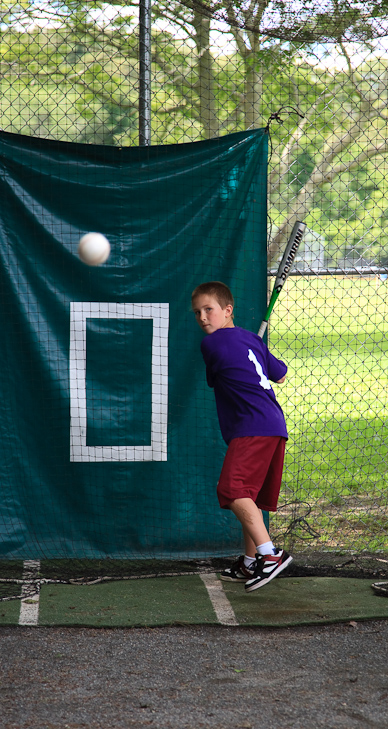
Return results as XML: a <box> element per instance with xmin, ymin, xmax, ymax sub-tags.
<box><xmin>201</xmin><ymin>326</ymin><xmax>288</xmax><ymax>444</ymax></box>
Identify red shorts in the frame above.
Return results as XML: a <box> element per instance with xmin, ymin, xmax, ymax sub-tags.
<box><xmin>217</xmin><ymin>436</ymin><xmax>286</xmax><ymax>512</ymax></box>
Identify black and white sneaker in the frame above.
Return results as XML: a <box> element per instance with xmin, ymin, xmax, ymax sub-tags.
<box><xmin>245</xmin><ymin>549</ymin><xmax>293</xmax><ymax>592</ymax></box>
<box><xmin>220</xmin><ymin>555</ymin><xmax>255</xmax><ymax>583</ymax></box>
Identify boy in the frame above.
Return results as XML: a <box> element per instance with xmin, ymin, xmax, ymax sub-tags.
<box><xmin>192</xmin><ymin>281</ymin><xmax>292</xmax><ymax>593</ymax></box>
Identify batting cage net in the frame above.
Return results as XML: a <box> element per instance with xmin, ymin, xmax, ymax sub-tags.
<box><xmin>0</xmin><ymin>0</ymin><xmax>387</xmax><ymax>594</ymax></box>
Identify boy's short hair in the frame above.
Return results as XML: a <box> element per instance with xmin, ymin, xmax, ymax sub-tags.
<box><xmin>191</xmin><ymin>281</ymin><xmax>234</xmax><ymax>310</ymax></box>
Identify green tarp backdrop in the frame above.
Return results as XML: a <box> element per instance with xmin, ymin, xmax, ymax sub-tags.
<box><xmin>0</xmin><ymin>128</ymin><xmax>268</xmax><ymax>559</ymax></box>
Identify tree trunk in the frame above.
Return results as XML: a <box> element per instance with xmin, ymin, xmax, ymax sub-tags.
<box><xmin>192</xmin><ymin>10</ymin><xmax>219</xmax><ymax>138</ymax></box>
<box><xmin>244</xmin><ymin>34</ymin><xmax>263</xmax><ymax>130</ymax></box>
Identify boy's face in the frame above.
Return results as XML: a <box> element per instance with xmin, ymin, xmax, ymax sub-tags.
<box><xmin>192</xmin><ymin>294</ymin><xmax>234</xmax><ymax>334</ymax></box>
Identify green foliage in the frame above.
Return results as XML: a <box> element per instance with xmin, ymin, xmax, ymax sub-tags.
<box><xmin>1</xmin><ymin>1</ymin><xmax>388</xmax><ymax>261</ymax></box>
<box><xmin>0</xmin><ymin>24</ymin><xmax>139</xmax><ymax>145</ymax></box>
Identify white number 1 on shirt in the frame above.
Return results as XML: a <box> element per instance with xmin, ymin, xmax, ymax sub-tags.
<box><xmin>248</xmin><ymin>349</ymin><xmax>271</xmax><ymax>390</ymax></box>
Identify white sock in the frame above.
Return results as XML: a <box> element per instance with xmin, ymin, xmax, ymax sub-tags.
<box><xmin>243</xmin><ymin>555</ymin><xmax>256</xmax><ymax>569</ymax></box>
<box><xmin>257</xmin><ymin>541</ymin><xmax>276</xmax><ymax>556</ymax></box>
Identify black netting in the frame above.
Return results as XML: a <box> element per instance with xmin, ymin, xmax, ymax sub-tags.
<box><xmin>0</xmin><ymin>0</ymin><xmax>387</xmax><ymax>585</ymax></box>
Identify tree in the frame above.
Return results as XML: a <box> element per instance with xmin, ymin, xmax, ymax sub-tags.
<box><xmin>0</xmin><ymin>1</ymin><xmax>140</xmax><ymax>144</ymax></box>
<box><xmin>266</xmin><ymin>54</ymin><xmax>388</xmax><ymax>264</ymax></box>
<box><xmin>1</xmin><ymin>0</ymin><xmax>388</xmax><ymax>263</ymax></box>
<box><xmin>264</xmin><ymin>50</ymin><xmax>388</xmax><ymax>264</ymax></box>
<box><xmin>148</xmin><ymin>0</ymin><xmax>388</xmax><ymax>262</ymax></box>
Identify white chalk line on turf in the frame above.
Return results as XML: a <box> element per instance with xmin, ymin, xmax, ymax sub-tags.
<box><xmin>19</xmin><ymin>560</ymin><xmax>41</xmax><ymax>626</ymax></box>
<box><xmin>200</xmin><ymin>573</ymin><xmax>239</xmax><ymax>626</ymax></box>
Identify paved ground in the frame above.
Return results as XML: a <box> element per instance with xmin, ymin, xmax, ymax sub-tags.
<box><xmin>1</xmin><ymin>620</ymin><xmax>388</xmax><ymax>728</ymax></box>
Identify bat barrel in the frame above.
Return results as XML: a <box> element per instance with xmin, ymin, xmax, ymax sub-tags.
<box><xmin>274</xmin><ymin>220</ymin><xmax>306</xmax><ymax>291</ymax></box>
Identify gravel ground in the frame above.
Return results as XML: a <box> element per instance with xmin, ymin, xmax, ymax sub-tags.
<box><xmin>1</xmin><ymin>620</ymin><xmax>388</xmax><ymax>729</ymax></box>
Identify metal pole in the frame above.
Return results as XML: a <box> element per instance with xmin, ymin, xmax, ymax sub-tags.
<box><xmin>139</xmin><ymin>0</ymin><xmax>151</xmax><ymax>146</ymax></box>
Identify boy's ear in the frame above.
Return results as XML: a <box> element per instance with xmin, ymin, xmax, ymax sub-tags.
<box><xmin>225</xmin><ymin>304</ymin><xmax>234</xmax><ymax>318</ymax></box>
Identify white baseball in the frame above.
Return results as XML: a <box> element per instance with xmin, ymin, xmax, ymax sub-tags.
<box><xmin>78</xmin><ymin>233</ymin><xmax>111</xmax><ymax>266</ymax></box>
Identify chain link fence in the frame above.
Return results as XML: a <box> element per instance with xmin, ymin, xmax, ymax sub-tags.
<box><xmin>1</xmin><ymin>0</ymin><xmax>387</xmax><ymax>572</ymax></box>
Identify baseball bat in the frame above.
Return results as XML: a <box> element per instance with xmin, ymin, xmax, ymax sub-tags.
<box><xmin>258</xmin><ymin>220</ymin><xmax>306</xmax><ymax>338</ymax></box>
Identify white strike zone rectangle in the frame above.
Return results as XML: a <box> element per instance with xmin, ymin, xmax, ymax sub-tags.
<box><xmin>69</xmin><ymin>302</ymin><xmax>169</xmax><ymax>462</ymax></box>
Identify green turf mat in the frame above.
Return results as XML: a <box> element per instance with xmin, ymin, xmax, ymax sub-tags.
<box><xmin>223</xmin><ymin>577</ymin><xmax>388</xmax><ymax>627</ymax></box>
<box><xmin>39</xmin><ymin>575</ymin><xmax>218</xmax><ymax>627</ymax></box>
<box><xmin>0</xmin><ymin>561</ymin><xmax>24</xmax><ymax>601</ymax></box>
<box><xmin>2</xmin><ymin>576</ymin><xmax>388</xmax><ymax>627</ymax></box>
<box><xmin>0</xmin><ymin>598</ymin><xmax>22</xmax><ymax>624</ymax></box>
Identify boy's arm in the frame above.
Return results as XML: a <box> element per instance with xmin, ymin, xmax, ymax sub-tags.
<box><xmin>265</xmin><ymin>348</ymin><xmax>287</xmax><ymax>384</ymax></box>
<box><xmin>259</xmin><ymin>336</ymin><xmax>287</xmax><ymax>384</ymax></box>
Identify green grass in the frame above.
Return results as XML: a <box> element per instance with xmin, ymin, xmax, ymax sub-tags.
<box><xmin>268</xmin><ymin>276</ymin><xmax>388</xmax><ymax>553</ymax></box>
